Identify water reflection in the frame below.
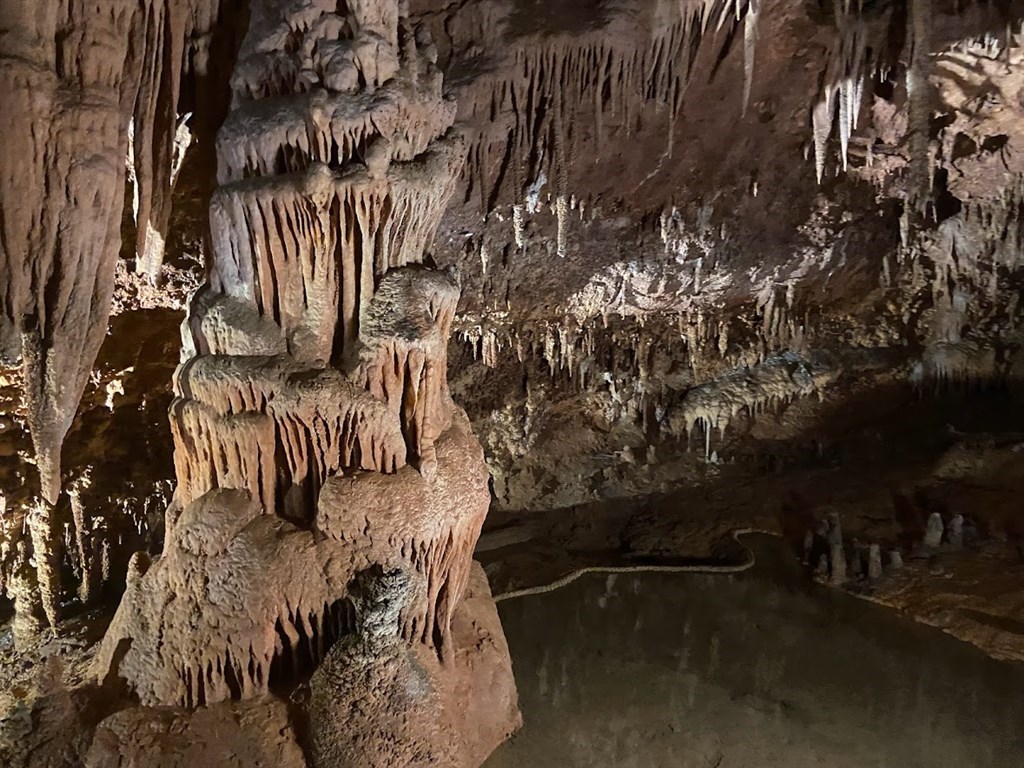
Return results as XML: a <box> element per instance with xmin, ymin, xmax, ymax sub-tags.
<box><xmin>487</xmin><ymin>535</ymin><xmax>1024</xmax><ymax>767</ymax></box>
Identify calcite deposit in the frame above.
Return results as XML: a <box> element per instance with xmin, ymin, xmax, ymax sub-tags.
<box><xmin>0</xmin><ymin>0</ymin><xmax>239</xmax><ymax>505</ymax></box>
<box><xmin>5</xmin><ymin>0</ymin><xmax>1024</xmax><ymax>765</ymax></box>
<box><xmin>89</xmin><ymin>0</ymin><xmax>518</xmax><ymax>763</ymax></box>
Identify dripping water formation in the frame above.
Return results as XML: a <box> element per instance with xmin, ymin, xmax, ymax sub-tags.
<box><xmin>2</xmin><ymin>0</ymin><xmax>1024</xmax><ymax>766</ymax></box>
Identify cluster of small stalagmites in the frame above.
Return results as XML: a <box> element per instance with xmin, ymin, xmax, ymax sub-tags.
<box><xmin>802</xmin><ymin>508</ymin><xmax>981</xmax><ymax>589</ymax></box>
<box><xmin>0</xmin><ymin>477</ymin><xmax>169</xmax><ymax>647</ymax></box>
<box><xmin>803</xmin><ymin>511</ymin><xmax>904</xmax><ymax>588</ymax></box>
<box><xmin>64</xmin><ymin>474</ymin><xmax>174</xmax><ymax>609</ymax></box>
<box><xmin>916</xmin><ymin>512</ymin><xmax>976</xmax><ymax>562</ymax></box>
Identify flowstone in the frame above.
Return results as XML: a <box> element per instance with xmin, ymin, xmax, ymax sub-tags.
<box><xmin>90</xmin><ymin>0</ymin><xmax>519</xmax><ymax>764</ymax></box>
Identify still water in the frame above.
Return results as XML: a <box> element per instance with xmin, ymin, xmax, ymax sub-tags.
<box><xmin>487</xmin><ymin>536</ymin><xmax>1024</xmax><ymax>767</ymax></box>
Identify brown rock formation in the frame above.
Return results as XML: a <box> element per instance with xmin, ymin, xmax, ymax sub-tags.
<box><xmin>0</xmin><ymin>0</ymin><xmax>238</xmax><ymax>504</ymax></box>
<box><xmin>307</xmin><ymin>564</ymin><xmax>520</xmax><ymax>768</ymax></box>
<box><xmin>91</xmin><ymin>0</ymin><xmax>518</xmax><ymax>763</ymax></box>
<box><xmin>85</xmin><ymin>698</ymin><xmax>307</xmax><ymax>768</ymax></box>
<box><xmin>6</xmin><ymin>0</ymin><xmax>1024</xmax><ymax>762</ymax></box>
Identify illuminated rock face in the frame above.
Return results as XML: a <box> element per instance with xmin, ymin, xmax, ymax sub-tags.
<box><xmin>0</xmin><ymin>0</ymin><xmax>232</xmax><ymax>505</ymax></box>
<box><xmin>93</xmin><ymin>0</ymin><xmax>519</xmax><ymax>764</ymax></box>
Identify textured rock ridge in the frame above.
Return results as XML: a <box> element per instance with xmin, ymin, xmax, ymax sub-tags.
<box><xmin>91</xmin><ymin>0</ymin><xmax>518</xmax><ymax>764</ymax></box>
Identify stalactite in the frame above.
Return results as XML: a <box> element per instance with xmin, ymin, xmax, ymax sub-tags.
<box><xmin>906</xmin><ymin>0</ymin><xmax>933</xmax><ymax>210</ymax></box>
<box><xmin>742</xmin><ymin>0</ymin><xmax>760</xmax><ymax>114</ymax></box>
<box><xmin>665</xmin><ymin>352</ymin><xmax>834</xmax><ymax>457</ymax></box>
<box><xmin>0</xmin><ymin>0</ymin><xmax>239</xmax><ymax>504</ymax></box>
<box><xmin>456</xmin><ymin>0</ymin><xmax>756</xmax><ymax>216</ymax></box>
<box><xmin>131</xmin><ymin>0</ymin><xmax>188</xmax><ymax>280</ymax></box>
<box><xmin>810</xmin><ymin>5</ymin><xmax>871</xmax><ymax>183</ymax></box>
<box><xmin>0</xmin><ymin>2</ymin><xmax>139</xmax><ymax>503</ymax></box>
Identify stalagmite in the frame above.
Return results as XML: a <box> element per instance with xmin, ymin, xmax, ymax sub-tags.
<box><xmin>830</xmin><ymin>542</ymin><xmax>847</xmax><ymax>585</ymax></box>
<box><xmin>924</xmin><ymin>512</ymin><xmax>944</xmax><ymax>548</ymax></box>
<box><xmin>826</xmin><ymin>511</ymin><xmax>843</xmax><ymax>548</ymax></box>
<box><xmin>851</xmin><ymin>547</ymin><xmax>864</xmax><ymax>579</ymax></box>
<box><xmin>868</xmin><ymin>543</ymin><xmax>883</xmax><ymax>581</ymax></box>
<box><xmin>949</xmin><ymin>514</ymin><xmax>964</xmax><ymax>550</ymax></box>
<box><xmin>92</xmin><ymin>0</ymin><xmax>518</xmax><ymax>763</ymax></box>
<box><xmin>816</xmin><ymin>552</ymin><xmax>829</xmax><ymax>578</ymax></box>
<box><xmin>7</xmin><ymin>538</ymin><xmax>44</xmax><ymax>644</ymax></box>
<box><xmin>25</xmin><ymin>499</ymin><xmax>60</xmax><ymax>629</ymax></box>
<box><xmin>802</xmin><ymin>529</ymin><xmax>814</xmax><ymax>564</ymax></box>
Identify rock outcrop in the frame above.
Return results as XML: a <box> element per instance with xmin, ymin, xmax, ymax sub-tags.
<box><xmin>307</xmin><ymin>564</ymin><xmax>520</xmax><ymax>768</ymax></box>
<box><xmin>85</xmin><ymin>698</ymin><xmax>307</xmax><ymax>768</ymax></box>
<box><xmin>91</xmin><ymin>0</ymin><xmax>518</xmax><ymax>764</ymax></box>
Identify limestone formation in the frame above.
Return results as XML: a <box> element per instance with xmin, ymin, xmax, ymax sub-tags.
<box><xmin>829</xmin><ymin>542</ymin><xmax>847</xmax><ymax>586</ymax></box>
<box><xmin>802</xmin><ymin>529</ymin><xmax>814</xmax><ymax>564</ymax></box>
<box><xmin>453</xmin><ymin>0</ymin><xmax>759</xmax><ymax>218</ymax></box>
<box><xmin>924</xmin><ymin>512</ymin><xmax>944</xmax><ymax>548</ymax></box>
<box><xmin>92</xmin><ymin>0</ymin><xmax>517</xmax><ymax>763</ymax></box>
<box><xmin>5</xmin><ymin>0</ymin><xmax>1024</xmax><ymax>761</ymax></box>
<box><xmin>0</xmin><ymin>0</ymin><xmax>236</xmax><ymax>503</ymax></box>
<box><xmin>308</xmin><ymin>564</ymin><xmax>519</xmax><ymax>768</ymax></box>
<box><xmin>868</xmin><ymin>544</ymin><xmax>883</xmax><ymax>581</ymax></box>
<box><xmin>85</xmin><ymin>698</ymin><xmax>307</xmax><ymax>768</ymax></box>
<box><xmin>949</xmin><ymin>514</ymin><xmax>964</xmax><ymax>550</ymax></box>
<box><xmin>851</xmin><ymin>546</ymin><xmax>864</xmax><ymax>579</ymax></box>
<box><xmin>826</xmin><ymin>511</ymin><xmax>843</xmax><ymax>548</ymax></box>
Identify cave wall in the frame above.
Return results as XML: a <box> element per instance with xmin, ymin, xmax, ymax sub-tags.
<box><xmin>2</xmin><ymin>0</ymin><xmax>1024</xmax><ymax>647</ymax></box>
